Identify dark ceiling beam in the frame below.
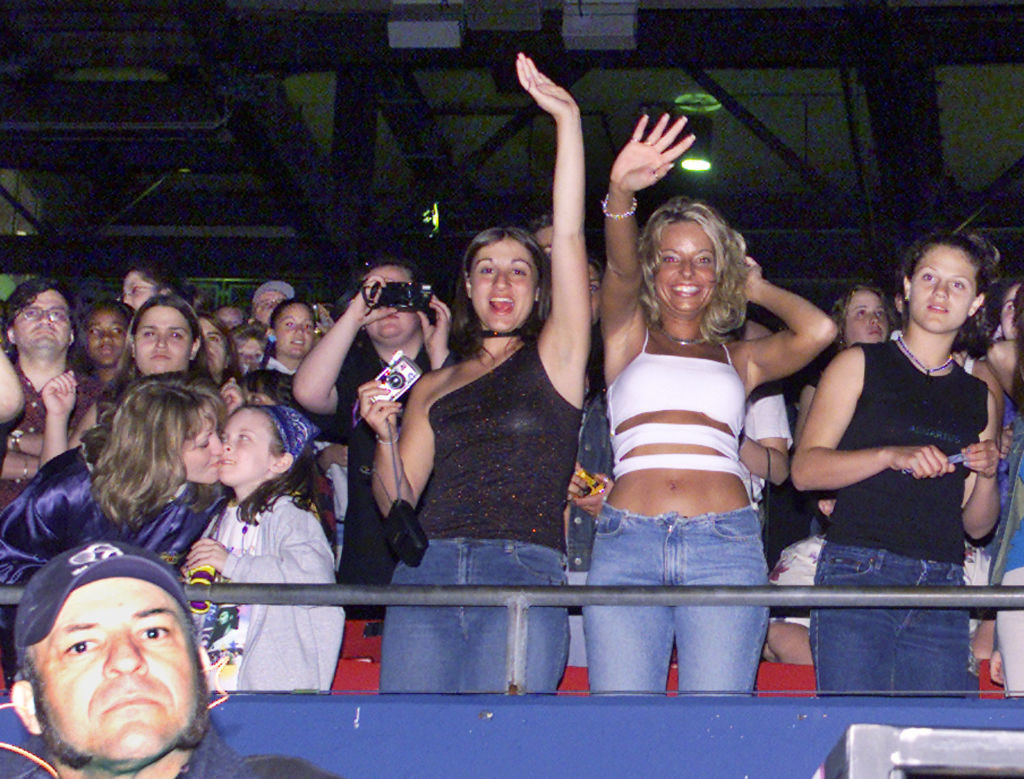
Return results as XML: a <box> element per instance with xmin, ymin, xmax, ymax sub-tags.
<box><xmin>0</xmin><ymin>81</ymin><xmax>227</xmax><ymax>130</ymax></box>
<box><xmin>849</xmin><ymin>3</ymin><xmax>944</xmax><ymax>240</ymax></box>
<box><xmin>0</xmin><ymin>179</ymin><xmax>48</xmax><ymax>234</ymax></box>
<box><xmin>0</xmin><ymin>234</ymin><xmax>340</xmax><ymax>278</ymax></box>
<box><xmin>177</xmin><ymin>0</ymin><xmax>345</xmax><ymax>247</ymax></box>
<box><xmin>331</xmin><ymin>65</ymin><xmax>377</xmax><ymax>262</ymax></box>
<box><xmin>683</xmin><ymin>65</ymin><xmax>855</xmax><ymax>207</ymax></box>
<box><xmin>0</xmin><ymin>136</ymin><xmax>249</xmax><ymax>173</ymax></box>
<box><xmin>375</xmin><ymin>66</ymin><xmax>453</xmax><ymax>186</ymax></box>
<box><xmin>839</xmin><ymin>66</ymin><xmax>876</xmax><ymax>254</ymax></box>
<box><xmin>227</xmin><ymin>74</ymin><xmax>345</xmax><ymax>245</ymax></box>
<box><xmin>954</xmin><ymin>150</ymin><xmax>1024</xmax><ymax>233</ymax></box>
<box><xmin>11</xmin><ymin>6</ymin><xmax>1024</xmax><ymax>74</ymax></box>
<box><xmin>206</xmin><ymin>8</ymin><xmax>1024</xmax><ymax>71</ymax></box>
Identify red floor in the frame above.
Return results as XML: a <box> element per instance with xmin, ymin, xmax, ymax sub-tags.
<box><xmin>334</xmin><ymin>619</ymin><xmax>1004</xmax><ymax>696</ymax></box>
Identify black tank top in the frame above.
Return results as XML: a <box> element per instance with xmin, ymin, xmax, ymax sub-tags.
<box><xmin>418</xmin><ymin>342</ymin><xmax>580</xmax><ymax>552</ymax></box>
<box><xmin>829</xmin><ymin>341</ymin><xmax>987</xmax><ymax>563</ymax></box>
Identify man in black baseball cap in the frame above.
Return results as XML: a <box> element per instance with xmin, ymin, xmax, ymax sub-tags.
<box><xmin>3</xmin><ymin>541</ymin><xmax>340</xmax><ymax>778</ymax></box>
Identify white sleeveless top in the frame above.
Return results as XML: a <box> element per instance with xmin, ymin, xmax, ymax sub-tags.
<box><xmin>607</xmin><ymin>331</ymin><xmax>746</xmax><ymax>479</ymax></box>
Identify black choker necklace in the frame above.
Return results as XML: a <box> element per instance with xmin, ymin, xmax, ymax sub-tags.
<box><xmin>481</xmin><ymin>327</ymin><xmax>523</xmax><ymax>338</ymax></box>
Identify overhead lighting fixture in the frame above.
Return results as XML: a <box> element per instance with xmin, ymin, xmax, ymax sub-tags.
<box><xmin>562</xmin><ymin>0</ymin><xmax>637</xmax><ymax>51</ymax></box>
<box><xmin>388</xmin><ymin>1</ymin><xmax>464</xmax><ymax>49</ymax></box>
<box><xmin>679</xmin><ymin>114</ymin><xmax>713</xmax><ymax>173</ymax></box>
<box><xmin>680</xmin><ymin>159</ymin><xmax>711</xmax><ymax>172</ymax></box>
<box><xmin>673</xmin><ymin>93</ymin><xmax>722</xmax><ymax>114</ymax></box>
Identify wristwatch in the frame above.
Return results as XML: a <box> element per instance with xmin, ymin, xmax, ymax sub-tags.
<box><xmin>8</xmin><ymin>429</ymin><xmax>23</xmax><ymax>454</ymax></box>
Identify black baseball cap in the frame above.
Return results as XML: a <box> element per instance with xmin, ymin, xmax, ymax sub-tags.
<box><xmin>15</xmin><ymin>541</ymin><xmax>189</xmax><ymax>663</ymax></box>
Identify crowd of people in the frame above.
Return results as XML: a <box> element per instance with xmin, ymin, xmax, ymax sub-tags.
<box><xmin>1</xmin><ymin>54</ymin><xmax>1022</xmax><ymax>702</ymax></box>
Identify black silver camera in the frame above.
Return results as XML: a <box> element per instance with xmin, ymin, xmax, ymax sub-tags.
<box><xmin>362</xmin><ymin>281</ymin><xmax>433</xmax><ymax>312</ymax></box>
<box><xmin>374</xmin><ymin>351</ymin><xmax>423</xmax><ymax>402</ymax></box>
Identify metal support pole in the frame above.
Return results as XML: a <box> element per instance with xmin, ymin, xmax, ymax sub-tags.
<box><xmin>0</xmin><ymin>180</ymin><xmax>46</xmax><ymax>234</ymax></box>
<box><xmin>505</xmin><ymin>592</ymin><xmax>530</xmax><ymax>694</ymax></box>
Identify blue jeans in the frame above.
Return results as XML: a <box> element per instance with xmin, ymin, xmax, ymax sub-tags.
<box><xmin>811</xmin><ymin>542</ymin><xmax>970</xmax><ymax>694</ymax></box>
<box><xmin>584</xmin><ymin>504</ymin><xmax>768</xmax><ymax>693</ymax></box>
<box><xmin>380</xmin><ymin>539</ymin><xmax>568</xmax><ymax>693</ymax></box>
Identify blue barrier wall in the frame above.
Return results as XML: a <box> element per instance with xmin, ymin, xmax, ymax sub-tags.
<box><xmin>2</xmin><ymin>694</ymin><xmax>1023</xmax><ymax>777</ymax></box>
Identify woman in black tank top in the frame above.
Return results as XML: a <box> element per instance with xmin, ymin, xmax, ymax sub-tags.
<box><xmin>357</xmin><ymin>55</ymin><xmax>591</xmax><ymax>693</ymax></box>
<box><xmin>793</xmin><ymin>232</ymin><xmax>1001</xmax><ymax>693</ymax></box>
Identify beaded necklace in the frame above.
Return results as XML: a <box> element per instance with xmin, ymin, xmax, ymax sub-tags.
<box><xmin>895</xmin><ymin>333</ymin><xmax>954</xmax><ymax>376</ymax></box>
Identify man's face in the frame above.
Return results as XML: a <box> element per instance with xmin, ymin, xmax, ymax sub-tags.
<box><xmin>7</xmin><ymin>289</ymin><xmax>73</xmax><ymax>361</ymax></box>
<box><xmin>12</xmin><ymin>578</ymin><xmax>208</xmax><ymax>774</ymax></box>
<box><xmin>252</xmin><ymin>291</ymin><xmax>287</xmax><ymax>326</ymax></box>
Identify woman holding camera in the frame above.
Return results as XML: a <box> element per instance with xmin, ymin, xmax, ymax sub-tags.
<box><xmin>294</xmin><ymin>258</ymin><xmax>451</xmax><ymax>590</ymax></box>
<box><xmin>360</xmin><ymin>54</ymin><xmax>590</xmax><ymax>693</ymax></box>
<box><xmin>585</xmin><ymin>115</ymin><xmax>835</xmax><ymax>693</ymax></box>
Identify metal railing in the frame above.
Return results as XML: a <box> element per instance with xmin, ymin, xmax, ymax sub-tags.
<box><xmin>5</xmin><ymin>584</ymin><xmax>1022</xmax><ymax>693</ymax></box>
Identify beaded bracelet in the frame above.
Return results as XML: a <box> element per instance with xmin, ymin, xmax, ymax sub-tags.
<box><xmin>601</xmin><ymin>194</ymin><xmax>637</xmax><ymax>220</ymax></box>
<box><xmin>376</xmin><ymin>436</ymin><xmax>396</xmax><ymax>446</ymax></box>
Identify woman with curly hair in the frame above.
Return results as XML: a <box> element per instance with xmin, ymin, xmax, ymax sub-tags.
<box><xmin>586</xmin><ymin>114</ymin><xmax>835</xmax><ymax>694</ymax></box>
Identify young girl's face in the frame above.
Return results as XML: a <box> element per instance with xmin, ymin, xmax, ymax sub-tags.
<box><xmin>903</xmin><ymin>245</ymin><xmax>985</xmax><ymax>336</ymax></box>
<box><xmin>218</xmin><ymin>408</ymin><xmax>291</xmax><ymax>501</ymax></box>
<box><xmin>132</xmin><ymin>306</ymin><xmax>199</xmax><ymax>375</ymax></box>
<box><xmin>236</xmin><ymin>337</ymin><xmax>263</xmax><ymax>374</ymax></box>
<box><xmin>272</xmin><ymin>303</ymin><xmax>315</xmax><ymax>364</ymax></box>
<box><xmin>466</xmin><ymin>238</ymin><xmax>539</xmax><ymax>332</ymax></box>
<box><xmin>200</xmin><ymin>317</ymin><xmax>228</xmax><ymax>378</ymax></box>
<box><xmin>842</xmin><ymin>289</ymin><xmax>887</xmax><ymax>346</ymax></box>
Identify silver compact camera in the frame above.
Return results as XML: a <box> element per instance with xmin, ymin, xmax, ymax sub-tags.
<box><xmin>374</xmin><ymin>351</ymin><xmax>423</xmax><ymax>402</ymax></box>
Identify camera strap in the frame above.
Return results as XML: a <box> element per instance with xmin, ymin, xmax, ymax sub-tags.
<box><xmin>385</xmin><ymin>417</ymin><xmax>405</xmax><ymax>501</ymax></box>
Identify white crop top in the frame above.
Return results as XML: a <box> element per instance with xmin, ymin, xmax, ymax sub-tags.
<box><xmin>606</xmin><ymin>331</ymin><xmax>747</xmax><ymax>479</ymax></box>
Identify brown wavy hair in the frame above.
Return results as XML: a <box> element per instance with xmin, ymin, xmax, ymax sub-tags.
<box><xmin>637</xmin><ymin>197</ymin><xmax>748</xmax><ymax>344</ymax></box>
<box><xmin>87</xmin><ymin>373</ymin><xmax>225</xmax><ymax>530</ymax></box>
<box><xmin>900</xmin><ymin>231</ymin><xmax>1000</xmax><ymax>359</ymax></box>
<box><xmin>450</xmin><ymin>226</ymin><xmax>551</xmax><ymax>359</ymax></box>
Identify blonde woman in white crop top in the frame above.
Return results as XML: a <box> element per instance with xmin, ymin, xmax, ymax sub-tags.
<box><xmin>583</xmin><ymin>113</ymin><xmax>836</xmax><ymax>694</ymax></box>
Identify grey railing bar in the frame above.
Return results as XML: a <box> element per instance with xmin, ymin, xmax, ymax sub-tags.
<box><xmin>3</xmin><ymin>584</ymin><xmax>1024</xmax><ymax>609</ymax></box>
<box><xmin>174</xmin><ymin>584</ymin><xmax>1024</xmax><ymax>609</ymax></box>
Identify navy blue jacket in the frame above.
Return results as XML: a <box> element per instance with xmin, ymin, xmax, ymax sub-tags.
<box><xmin>0</xmin><ymin>448</ymin><xmax>222</xmax><ymax>584</ymax></box>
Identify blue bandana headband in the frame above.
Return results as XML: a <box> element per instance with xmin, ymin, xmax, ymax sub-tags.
<box><xmin>260</xmin><ymin>404</ymin><xmax>319</xmax><ymax>459</ymax></box>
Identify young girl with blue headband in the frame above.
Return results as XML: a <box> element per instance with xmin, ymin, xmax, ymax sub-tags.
<box><xmin>184</xmin><ymin>404</ymin><xmax>343</xmax><ymax>692</ymax></box>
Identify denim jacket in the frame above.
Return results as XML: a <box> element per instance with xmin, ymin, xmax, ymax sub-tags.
<box><xmin>567</xmin><ymin>393</ymin><xmax>613</xmax><ymax>572</ymax></box>
<box><xmin>991</xmin><ymin>413</ymin><xmax>1024</xmax><ymax>584</ymax></box>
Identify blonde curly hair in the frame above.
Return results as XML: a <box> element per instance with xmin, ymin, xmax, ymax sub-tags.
<box><xmin>636</xmin><ymin>197</ymin><xmax>748</xmax><ymax>344</ymax></box>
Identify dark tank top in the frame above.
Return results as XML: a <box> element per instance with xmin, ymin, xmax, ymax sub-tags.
<box><xmin>829</xmin><ymin>341</ymin><xmax>987</xmax><ymax>564</ymax></box>
<box><xmin>418</xmin><ymin>342</ymin><xmax>581</xmax><ymax>552</ymax></box>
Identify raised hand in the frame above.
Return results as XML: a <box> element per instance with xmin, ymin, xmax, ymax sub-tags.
<box><xmin>40</xmin><ymin>370</ymin><xmax>77</xmax><ymax>420</ymax></box>
<box><xmin>610</xmin><ymin>114</ymin><xmax>694</xmax><ymax>195</ymax></box>
<box><xmin>516</xmin><ymin>53</ymin><xmax>579</xmax><ymax>122</ymax></box>
<box><xmin>742</xmin><ymin>256</ymin><xmax>765</xmax><ymax>302</ymax></box>
<box><xmin>419</xmin><ymin>295</ymin><xmax>452</xmax><ymax>370</ymax></box>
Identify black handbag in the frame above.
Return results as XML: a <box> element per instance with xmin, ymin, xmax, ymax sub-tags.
<box><xmin>383</xmin><ymin>498</ymin><xmax>428</xmax><ymax>567</ymax></box>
